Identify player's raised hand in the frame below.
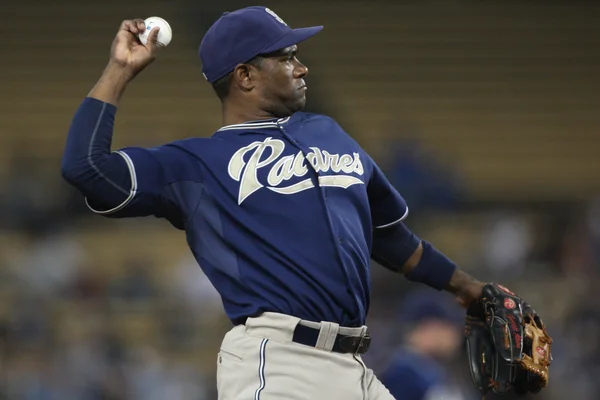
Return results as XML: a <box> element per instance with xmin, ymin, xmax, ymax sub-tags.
<box><xmin>88</xmin><ymin>19</ymin><xmax>162</xmax><ymax>105</ymax></box>
<box><xmin>109</xmin><ymin>19</ymin><xmax>161</xmax><ymax>78</ymax></box>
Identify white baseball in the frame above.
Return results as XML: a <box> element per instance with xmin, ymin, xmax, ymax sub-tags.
<box><xmin>138</xmin><ymin>17</ymin><xmax>172</xmax><ymax>47</ymax></box>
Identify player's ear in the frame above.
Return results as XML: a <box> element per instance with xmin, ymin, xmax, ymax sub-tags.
<box><xmin>233</xmin><ymin>64</ymin><xmax>256</xmax><ymax>91</ymax></box>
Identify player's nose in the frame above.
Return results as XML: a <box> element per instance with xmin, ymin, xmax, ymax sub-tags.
<box><xmin>294</xmin><ymin>61</ymin><xmax>308</xmax><ymax>78</ymax></box>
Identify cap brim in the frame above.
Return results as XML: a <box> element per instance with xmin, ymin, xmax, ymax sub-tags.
<box><xmin>261</xmin><ymin>26</ymin><xmax>323</xmax><ymax>54</ymax></box>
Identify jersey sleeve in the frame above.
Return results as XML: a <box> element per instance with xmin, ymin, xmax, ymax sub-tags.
<box><xmin>367</xmin><ymin>157</ymin><xmax>409</xmax><ymax>229</ymax></box>
<box><xmin>85</xmin><ymin>143</ymin><xmax>193</xmax><ymax>224</ymax></box>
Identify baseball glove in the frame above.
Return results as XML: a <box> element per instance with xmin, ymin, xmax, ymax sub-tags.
<box><xmin>464</xmin><ymin>283</ymin><xmax>552</xmax><ymax>397</ymax></box>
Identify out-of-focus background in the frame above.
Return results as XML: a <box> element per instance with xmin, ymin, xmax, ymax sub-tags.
<box><xmin>1</xmin><ymin>0</ymin><xmax>599</xmax><ymax>399</ymax></box>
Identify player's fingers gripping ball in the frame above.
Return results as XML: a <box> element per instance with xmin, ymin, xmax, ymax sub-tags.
<box><xmin>138</xmin><ymin>16</ymin><xmax>172</xmax><ymax>47</ymax></box>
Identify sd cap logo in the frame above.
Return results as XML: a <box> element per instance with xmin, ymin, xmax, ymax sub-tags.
<box><xmin>265</xmin><ymin>8</ymin><xmax>287</xmax><ymax>26</ymax></box>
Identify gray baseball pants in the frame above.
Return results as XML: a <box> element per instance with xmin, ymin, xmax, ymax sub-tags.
<box><xmin>216</xmin><ymin>312</ymin><xmax>395</xmax><ymax>400</ymax></box>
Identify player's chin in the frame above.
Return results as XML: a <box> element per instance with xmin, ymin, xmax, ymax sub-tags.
<box><xmin>289</xmin><ymin>96</ymin><xmax>307</xmax><ymax>113</ymax></box>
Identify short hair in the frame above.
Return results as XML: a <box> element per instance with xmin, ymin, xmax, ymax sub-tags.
<box><xmin>212</xmin><ymin>56</ymin><xmax>265</xmax><ymax>100</ymax></box>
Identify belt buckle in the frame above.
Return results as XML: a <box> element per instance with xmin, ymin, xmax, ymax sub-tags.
<box><xmin>354</xmin><ymin>332</ymin><xmax>372</xmax><ymax>355</ymax></box>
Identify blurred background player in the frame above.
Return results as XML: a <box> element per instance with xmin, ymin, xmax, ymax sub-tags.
<box><xmin>380</xmin><ymin>289</ymin><xmax>473</xmax><ymax>400</ymax></box>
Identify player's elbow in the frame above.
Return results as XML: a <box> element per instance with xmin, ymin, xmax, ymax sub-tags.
<box><xmin>60</xmin><ymin>155</ymin><xmax>90</xmax><ymax>186</ymax></box>
<box><xmin>60</xmin><ymin>152</ymin><xmax>108</xmax><ymax>187</ymax></box>
<box><xmin>371</xmin><ymin>222</ymin><xmax>421</xmax><ymax>272</ymax></box>
<box><xmin>61</xmin><ymin>158</ymin><xmax>81</xmax><ymax>184</ymax></box>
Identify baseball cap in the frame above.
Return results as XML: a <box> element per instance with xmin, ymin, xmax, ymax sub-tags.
<box><xmin>199</xmin><ymin>6</ymin><xmax>323</xmax><ymax>83</ymax></box>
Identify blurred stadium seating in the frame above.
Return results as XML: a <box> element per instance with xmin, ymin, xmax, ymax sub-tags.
<box><xmin>1</xmin><ymin>0</ymin><xmax>600</xmax><ymax>398</ymax></box>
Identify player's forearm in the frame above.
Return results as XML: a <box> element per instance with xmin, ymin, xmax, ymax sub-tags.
<box><xmin>373</xmin><ymin>222</ymin><xmax>478</xmax><ymax>296</ymax></box>
<box><xmin>400</xmin><ymin>241</ymin><xmax>484</xmax><ymax>307</ymax></box>
<box><xmin>88</xmin><ymin>61</ymin><xmax>134</xmax><ymax>107</ymax></box>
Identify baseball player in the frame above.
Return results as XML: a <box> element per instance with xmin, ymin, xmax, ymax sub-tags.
<box><xmin>61</xmin><ymin>6</ymin><xmax>552</xmax><ymax>400</ymax></box>
<box><xmin>380</xmin><ymin>289</ymin><xmax>469</xmax><ymax>400</ymax></box>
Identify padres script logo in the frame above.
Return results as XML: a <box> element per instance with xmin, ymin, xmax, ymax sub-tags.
<box><xmin>228</xmin><ymin>138</ymin><xmax>364</xmax><ymax>205</ymax></box>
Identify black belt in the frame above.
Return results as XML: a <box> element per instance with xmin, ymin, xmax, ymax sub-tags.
<box><xmin>292</xmin><ymin>323</ymin><xmax>372</xmax><ymax>355</ymax></box>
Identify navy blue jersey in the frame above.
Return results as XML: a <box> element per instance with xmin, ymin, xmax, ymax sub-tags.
<box><xmin>73</xmin><ymin>104</ymin><xmax>408</xmax><ymax>326</ymax></box>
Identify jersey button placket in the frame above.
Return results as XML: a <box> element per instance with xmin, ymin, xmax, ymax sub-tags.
<box><xmin>278</xmin><ymin>123</ymin><xmax>359</xmax><ymax>318</ymax></box>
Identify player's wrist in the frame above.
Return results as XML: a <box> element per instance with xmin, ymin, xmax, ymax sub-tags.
<box><xmin>404</xmin><ymin>240</ymin><xmax>457</xmax><ymax>291</ymax></box>
<box><xmin>87</xmin><ymin>61</ymin><xmax>135</xmax><ymax>106</ymax></box>
<box><xmin>446</xmin><ymin>270</ymin><xmax>485</xmax><ymax>308</ymax></box>
<box><xmin>104</xmin><ymin>59</ymin><xmax>137</xmax><ymax>83</ymax></box>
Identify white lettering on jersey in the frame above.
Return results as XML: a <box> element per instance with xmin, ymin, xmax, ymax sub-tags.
<box><xmin>228</xmin><ymin>137</ymin><xmax>364</xmax><ymax>205</ymax></box>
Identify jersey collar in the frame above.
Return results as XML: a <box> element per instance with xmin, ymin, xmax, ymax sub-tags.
<box><xmin>217</xmin><ymin>116</ymin><xmax>291</xmax><ymax>132</ymax></box>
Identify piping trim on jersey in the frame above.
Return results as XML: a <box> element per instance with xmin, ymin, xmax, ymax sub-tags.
<box><xmin>218</xmin><ymin>117</ymin><xmax>290</xmax><ymax>132</ymax></box>
<box><xmin>84</xmin><ymin>103</ymin><xmax>129</xmax><ymax>195</ymax></box>
<box><xmin>254</xmin><ymin>339</ymin><xmax>269</xmax><ymax>400</ymax></box>
<box><xmin>374</xmin><ymin>206</ymin><xmax>410</xmax><ymax>229</ymax></box>
<box><xmin>85</xmin><ymin>151</ymin><xmax>138</xmax><ymax>214</ymax></box>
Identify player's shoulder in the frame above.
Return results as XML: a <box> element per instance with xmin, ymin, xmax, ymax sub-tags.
<box><xmin>162</xmin><ymin>134</ymin><xmax>257</xmax><ymax>156</ymax></box>
<box><xmin>159</xmin><ymin>136</ymin><xmax>212</xmax><ymax>153</ymax></box>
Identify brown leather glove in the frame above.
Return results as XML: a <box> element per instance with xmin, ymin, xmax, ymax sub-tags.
<box><xmin>465</xmin><ymin>283</ymin><xmax>553</xmax><ymax>396</ymax></box>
